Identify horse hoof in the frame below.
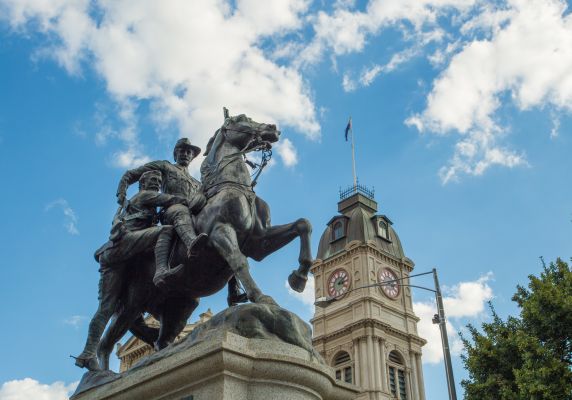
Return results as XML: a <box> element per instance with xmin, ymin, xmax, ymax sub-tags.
<box><xmin>288</xmin><ymin>270</ymin><xmax>307</xmax><ymax>293</ymax></box>
<box><xmin>227</xmin><ymin>292</ymin><xmax>248</xmax><ymax>307</ymax></box>
<box><xmin>154</xmin><ymin>341</ymin><xmax>169</xmax><ymax>352</ymax></box>
<box><xmin>74</xmin><ymin>355</ymin><xmax>101</xmax><ymax>372</ymax></box>
<box><xmin>255</xmin><ymin>294</ymin><xmax>278</xmax><ymax>306</ymax></box>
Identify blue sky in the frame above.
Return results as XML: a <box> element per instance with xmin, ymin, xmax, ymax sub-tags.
<box><xmin>1</xmin><ymin>0</ymin><xmax>571</xmax><ymax>399</ymax></box>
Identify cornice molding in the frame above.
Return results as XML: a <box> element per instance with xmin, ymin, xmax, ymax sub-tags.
<box><xmin>313</xmin><ymin>318</ymin><xmax>427</xmax><ymax>347</ymax></box>
<box><xmin>311</xmin><ymin>243</ymin><xmax>414</xmax><ymax>275</ymax></box>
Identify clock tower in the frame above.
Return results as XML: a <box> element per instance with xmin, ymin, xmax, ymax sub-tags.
<box><xmin>311</xmin><ymin>186</ymin><xmax>426</xmax><ymax>400</ymax></box>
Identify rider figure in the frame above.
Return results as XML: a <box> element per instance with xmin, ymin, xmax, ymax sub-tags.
<box><xmin>116</xmin><ymin>138</ymin><xmax>209</xmax><ymax>289</ymax></box>
<box><xmin>75</xmin><ymin>170</ymin><xmax>188</xmax><ymax>370</ymax></box>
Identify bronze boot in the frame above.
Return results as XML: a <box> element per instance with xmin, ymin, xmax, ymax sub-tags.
<box><xmin>175</xmin><ymin>223</ymin><xmax>208</xmax><ymax>257</ymax></box>
<box><xmin>153</xmin><ymin>229</ymin><xmax>184</xmax><ymax>291</ymax></box>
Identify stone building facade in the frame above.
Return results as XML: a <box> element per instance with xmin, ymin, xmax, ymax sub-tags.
<box><xmin>116</xmin><ymin>309</ymin><xmax>213</xmax><ymax>372</ymax></box>
<box><xmin>311</xmin><ymin>189</ymin><xmax>426</xmax><ymax>400</ymax></box>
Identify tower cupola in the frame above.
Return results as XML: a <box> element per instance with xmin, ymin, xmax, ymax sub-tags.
<box><xmin>316</xmin><ymin>185</ymin><xmax>405</xmax><ymax>262</ymax></box>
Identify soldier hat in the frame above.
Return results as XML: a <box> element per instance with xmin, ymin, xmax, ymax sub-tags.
<box><xmin>174</xmin><ymin>138</ymin><xmax>201</xmax><ymax>158</ymax></box>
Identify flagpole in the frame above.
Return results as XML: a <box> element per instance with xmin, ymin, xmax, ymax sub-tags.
<box><xmin>350</xmin><ymin>117</ymin><xmax>357</xmax><ymax>191</ymax></box>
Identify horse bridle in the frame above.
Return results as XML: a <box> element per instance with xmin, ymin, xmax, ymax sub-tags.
<box><xmin>219</xmin><ymin>126</ymin><xmax>274</xmax><ymax>187</ymax></box>
<box><xmin>202</xmin><ymin>125</ymin><xmax>274</xmax><ymax>194</ymax></box>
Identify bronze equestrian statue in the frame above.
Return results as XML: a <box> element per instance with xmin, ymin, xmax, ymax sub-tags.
<box><xmin>89</xmin><ymin>112</ymin><xmax>313</xmax><ymax>371</ymax></box>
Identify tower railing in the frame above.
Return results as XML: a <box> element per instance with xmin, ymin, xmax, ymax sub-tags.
<box><xmin>339</xmin><ymin>183</ymin><xmax>375</xmax><ymax>200</ymax></box>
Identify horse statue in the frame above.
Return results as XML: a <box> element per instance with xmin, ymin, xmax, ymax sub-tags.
<box><xmin>95</xmin><ymin>113</ymin><xmax>313</xmax><ymax>370</ymax></box>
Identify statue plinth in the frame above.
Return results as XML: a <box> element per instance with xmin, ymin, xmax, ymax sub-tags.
<box><xmin>72</xmin><ymin>304</ymin><xmax>361</xmax><ymax>400</ymax></box>
<box><xmin>72</xmin><ymin>330</ymin><xmax>359</xmax><ymax>400</ymax></box>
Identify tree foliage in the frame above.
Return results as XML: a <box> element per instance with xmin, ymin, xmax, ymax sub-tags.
<box><xmin>461</xmin><ymin>258</ymin><xmax>572</xmax><ymax>400</ymax></box>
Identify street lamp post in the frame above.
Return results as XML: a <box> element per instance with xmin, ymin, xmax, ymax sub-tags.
<box><xmin>314</xmin><ymin>268</ymin><xmax>457</xmax><ymax>400</ymax></box>
<box><xmin>432</xmin><ymin>268</ymin><xmax>458</xmax><ymax>400</ymax></box>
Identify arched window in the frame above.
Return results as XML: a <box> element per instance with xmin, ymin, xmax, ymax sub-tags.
<box><xmin>332</xmin><ymin>351</ymin><xmax>353</xmax><ymax>384</ymax></box>
<box><xmin>332</xmin><ymin>221</ymin><xmax>344</xmax><ymax>241</ymax></box>
<box><xmin>377</xmin><ymin>219</ymin><xmax>388</xmax><ymax>239</ymax></box>
<box><xmin>387</xmin><ymin>351</ymin><xmax>408</xmax><ymax>399</ymax></box>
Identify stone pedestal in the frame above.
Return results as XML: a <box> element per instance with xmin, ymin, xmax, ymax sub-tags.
<box><xmin>72</xmin><ymin>330</ymin><xmax>360</xmax><ymax>400</ymax></box>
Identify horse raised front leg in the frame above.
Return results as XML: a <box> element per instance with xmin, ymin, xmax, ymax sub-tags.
<box><xmin>248</xmin><ymin>218</ymin><xmax>313</xmax><ymax>293</ymax></box>
<box><xmin>210</xmin><ymin>223</ymin><xmax>277</xmax><ymax>306</ymax></box>
<box><xmin>290</xmin><ymin>218</ymin><xmax>312</xmax><ymax>292</ymax></box>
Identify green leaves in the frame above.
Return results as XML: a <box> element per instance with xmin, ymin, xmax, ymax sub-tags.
<box><xmin>461</xmin><ymin>258</ymin><xmax>572</xmax><ymax>400</ymax></box>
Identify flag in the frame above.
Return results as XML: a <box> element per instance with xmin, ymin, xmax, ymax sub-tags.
<box><xmin>345</xmin><ymin>117</ymin><xmax>352</xmax><ymax>141</ymax></box>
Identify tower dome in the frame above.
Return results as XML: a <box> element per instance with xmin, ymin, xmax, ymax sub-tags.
<box><xmin>316</xmin><ymin>188</ymin><xmax>406</xmax><ymax>261</ymax></box>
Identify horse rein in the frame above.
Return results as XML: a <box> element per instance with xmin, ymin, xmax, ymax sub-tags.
<box><xmin>203</xmin><ymin>127</ymin><xmax>273</xmax><ymax>192</ymax></box>
<box><xmin>221</xmin><ymin>127</ymin><xmax>274</xmax><ymax>188</ymax></box>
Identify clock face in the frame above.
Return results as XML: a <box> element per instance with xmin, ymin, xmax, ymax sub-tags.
<box><xmin>378</xmin><ymin>268</ymin><xmax>400</xmax><ymax>299</ymax></box>
<box><xmin>327</xmin><ymin>269</ymin><xmax>351</xmax><ymax>298</ymax></box>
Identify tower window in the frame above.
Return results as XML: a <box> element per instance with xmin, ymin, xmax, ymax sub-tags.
<box><xmin>387</xmin><ymin>351</ymin><xmax>407</xmax><ymax>399</ymax></box>
<box><xmin>388</xmin><ymin>350</ymin><xmax>402</xmax><ymax>364</ymax></box>
<box><xmin>377</xmin><ymin>219</ymin><xmax>388</xmax><ymax>239</ymax></box>
<box><xmin>332</xmin><ymin>220</ymin><xmax>345</xmax><ymax>241</ymax></box>
<box><xmin>332</xmin><ymin>351</ymin><xmax>353</xmax><ymax>384</ymax></box>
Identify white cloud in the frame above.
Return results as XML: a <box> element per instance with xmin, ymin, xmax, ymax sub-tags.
<box><xmin>63</xmin><ymin>315</ymin><xmax>87</xmax><ymax>329</ymax></box>
<box><xmin>550</xmin><ymin>111</ymin><xmax>560</xmax><ymax>139</ymax></box>
<box><xmin>342</xmin><ymin>73</ymin><xmax>358</xmax><ymax>92</ymax></box>
<box><xmin>1</xmin><ymin>0</ymin><xmax>319</xmax><ymax>167</ymax></box>
<box><xmin>285</xmin><ymin>275</ymin><xmax>315</xmax><ymax>311</ymax></box>
<box><xmin>359</xmin><ymin>64</ymin><xmax>383</xmax><ymax>87</ymax></box>
<box><xmin>111</xmin><ymin>148</ymin><xmax>152</xmax><ymax>169</ymax></box>
<box><xmin>409</xmin><ymin>0</ymin><xmax>572</xmax><ymax>183</ymax></box>
<box><xmin>0</xmin><ymin>378</ymin><xmax>78</xmax><ymax>400</ymax></box>
<box><xmin>45</xmin><ymin>198</ymin><xmax>79</xmax><ymax>235</ymax></box>
<box><xmin>342</xmin><ymin>29</ymin><xmax>444</xmax><ymax>92</ymax></box>
<box><xmin>5</xmin><ymin>0</ymin><xmax>569</xmax><ymax>184</ymax></box>
<box><xmin>299</xmin><ymin>0</ymin><xmax>476</xmax><ymax>66</ymax></box>
<box><xmin>427</xmin><ymin>41</ymin><xmax>461</xmax><ymax>67</ymax></box>
<box><xmin>442</xmin><ymin>272</ymin><xmax>493</xmax><ymax>318</ymax></box>
<box><xmin>413</xmin><ymin>273</ymin><xmax>493</xmax><ymax>364</ymax></box>
<box><xmin>274</xmin><ymin>138</ymin><xmax>298</xmax><ymax>167</ymax></box>
<box><xmin>413</xmin><ymin>301</ymin><xmax>464</xmax><ymax>364</ymax></box>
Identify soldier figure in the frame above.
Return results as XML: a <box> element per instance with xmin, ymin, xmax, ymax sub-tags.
<box><xmin>75</xmin><ymin>170</ymin><xmax>189</xmax><ymax>370</ymax></box>
<box><xmin>116</xmin><ymin>138</ymin><xmax>208</xmax><ymax>289</ymax></box>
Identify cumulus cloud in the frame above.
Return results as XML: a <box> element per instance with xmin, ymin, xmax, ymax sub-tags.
<box><xmin>4</xmin><ymin>0</ymin><xmax>570</xmax><ymax>181</ymax></box>
<box><xmin>274</xmin><ymin>138</ymin><xmax>298</xmax><ymax>167</ymax></box>
<box><xmin>285</xmin><ymin>275</ymin><xmax>315</xmax><ymax>311</ymax></box>
<box><xmin>413</xmin><ymin>273</ymin><xmax>493</xmax><ymax>364</ymax></box>
<box><xmin>111</xmin><ymin>148</ymin><xmax>152</xmax><ymax>169</ymax></box>
<box><xmin>343</xmin><ymin>29</ymin><xmax>444</xmax><ymax>92</ymax></box>
<box><xmin>298</xmin><ymin>0</ymin><xmax>475</xmax><ymax>66</ymax></box>
<box><xmin>0</xmin><ymin>378</ymin><xmax>78</xmax><ymax>400</ymax></box>
<box><xmin>1</xmin><ymin>0</ymin><xmax>319</xmax><ymax>168</ymax></box>
<box><xmin>408</xmin><ymin>0</ymin><xmax>572</xmax><ymax>182</ymax></box>
<box><xmin>45</xmin><ymin>198</ymin><xmax>79</xmax><ymax>235</ymax></box>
